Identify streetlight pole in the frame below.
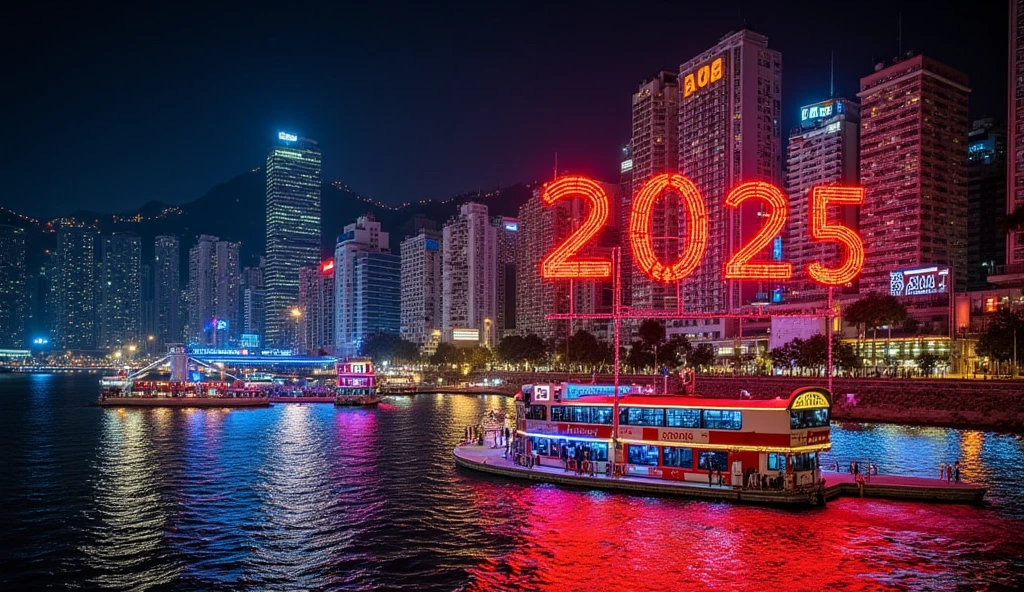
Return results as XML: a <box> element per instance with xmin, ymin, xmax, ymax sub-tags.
<box><xmin>827</xmin><ymin>287</ymin><xmax>834</xmax><ymax>394</ymax></box>
<box><xmin>611</xmin><ymin>247</ymin><xmax>621</xmax><ymax>476</ymax></box>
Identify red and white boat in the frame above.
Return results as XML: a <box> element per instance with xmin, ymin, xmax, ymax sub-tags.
<box><xmin>514</xmin><ymin>383</ymin><xmax>831</xmax><ymax>491</ymax></box>
<box><xmin>335</xmin><ymin>359</ymin><xmax>381</xmax><ymax>406</ymax></box>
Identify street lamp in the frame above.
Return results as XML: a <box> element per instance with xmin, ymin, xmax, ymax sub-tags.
<box><xmin>291</xmin><ymin>307</ymin><xmax>303</xmax><ymax>353</ymax></box>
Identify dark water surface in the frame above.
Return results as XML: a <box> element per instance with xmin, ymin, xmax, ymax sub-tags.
<box><xmin>1</xmin><ymin>374</ymin><xmax>1022</xmax><ymax>591</ymax></box>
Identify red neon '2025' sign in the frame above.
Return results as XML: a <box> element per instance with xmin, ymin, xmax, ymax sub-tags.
<box><xmin>541</xmin><ymin>173</ymin><xmax>864</xmax><ymax>287</ymax></box>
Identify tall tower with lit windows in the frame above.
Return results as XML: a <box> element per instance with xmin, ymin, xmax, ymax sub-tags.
<box><xmin>265</xmin><ymin>132</ymin><xmax>322</xmax><ymax>346</ymax></box>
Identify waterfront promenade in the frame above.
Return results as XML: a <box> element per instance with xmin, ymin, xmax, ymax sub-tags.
<box><xmin>453</xmin><ymin>445</ymin><xmax>988</xmax><ymax>505</ymax></box>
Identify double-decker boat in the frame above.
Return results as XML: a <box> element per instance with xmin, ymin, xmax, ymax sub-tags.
<box><xmin>514</xmin><ymin>383</ymin><xmax>831</xmax><ymax>492</ymax></box>
<box><xmin>335</xmin><ymin>358</ymin><xmax>381</xmax><ymax>406</ymax></box>
<box><xmin>98</xmin><ymin>379</ymin><xmax>270</xmax><ymax>407</ymax></box>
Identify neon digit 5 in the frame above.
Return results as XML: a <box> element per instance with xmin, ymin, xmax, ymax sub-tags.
<box><xmin>629</xmin><ymin>173</ymin><xmax>708</xmax><ymax>284</ymax></box>
<box><xmin>807</xmin><ymin>186</ymin><xmax>864</xmax><ymax>286</ymax></box>
<box><xmin>540</xmin><ymin>176</ymin><xmax>612</xmax><ymax>279</ymax></box>
<box><xmin>723</xmin><ymin>181</ymin><xmax>792</xmax><ymax>280</ymax></box>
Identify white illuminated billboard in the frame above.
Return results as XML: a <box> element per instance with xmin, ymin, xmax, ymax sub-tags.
<box><xmin>889</xmin><ymin>266</ymin><xmax>949</xmax><ymax>297</ymax></box>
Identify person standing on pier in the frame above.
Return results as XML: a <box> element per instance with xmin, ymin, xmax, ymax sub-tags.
<box><xmin>954</xmin><ymin>461</ymin><xmax>961</xmax><ymax>482</ymax></box>
<box><xmin>939</xmin><ymin>462</ymin><xmax>945</xmax><ymax>479</ymax></box>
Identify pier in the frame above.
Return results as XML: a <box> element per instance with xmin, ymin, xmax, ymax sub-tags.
<box><xmin>453</xmin><ymin>445</ymin><xmax>987</xmax><ymax>506</ymax></box>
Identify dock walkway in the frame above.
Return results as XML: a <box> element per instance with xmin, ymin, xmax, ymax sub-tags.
<box><xmin>453</xmin><ymin>445</ymin><xmax>986</xmax><ymax>506</ymax></box>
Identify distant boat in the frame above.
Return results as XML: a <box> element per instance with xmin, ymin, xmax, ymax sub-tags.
<box><xmin>335</xmin><ymin>358</ymin><xmax>381</xmax><ymax>406</ymax></box>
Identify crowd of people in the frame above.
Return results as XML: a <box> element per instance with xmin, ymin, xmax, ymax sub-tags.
<box><xmin>940</xmin><ymin>461</ymin><xmax>962</xmax><ymax>483</ymax></box>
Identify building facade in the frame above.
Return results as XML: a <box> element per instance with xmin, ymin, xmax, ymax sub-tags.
<box><xmin>334</xmin><ymin>215</ymin><xmax>399</xmax><ymax>356</ymax></box>
<box><xmin>677</xmin><ymin>28</ymin><xmax>783</xmax><ymax>324</ymax></box>
<box><xmin>241</xmin><ymin>260</ymin><xmax>265</xmax><ymax>345</ymax></box>
<box><xmin>187</xmin><ymin>235</ymin><xmax>240</xmax><ymax>346</ymax></box>
<box><xmin>995</xmin><ymin>0</ymin><xmax>1024</xmax><ymax>283</ymax></box>
<box><xmin>400</xmin><ymin>230</ymin><xmax>443</xmax><ymax>352</ymax></box>
<box><xmin>967</xmin><ymin>118</ymin><xmax>1006</xmax><ymax>290</ymax></box>
<box><xmin>154</xmin><ymin>235</ymin><xmax>181</xmax><ymax>347</ymax></box>
<box><xmin>858</xmin><ymin>55</ymin><xmax>970</xmax><ymax>294</ymax></box>
<box><xmin>629</xmin><ymin>72</ymin><xmax>679</xmax><ymax>315</ymax></box>
<box><xmin>0</xmin><ymin>225</ymin><xmax>26</xmax><ymax>348</ymax></box>
<box><xmin>98</xmin><ymin>232</ymin><xmax>142</xmax><ymax>349</ymax></box>
<box><xmin>784</xmin><ymin>98</ymin><xmax>861</xmax><ymax>302</ymax></box>
<box><xmin>264</xmin><ymin>132</ymin><xmax>322</xmax><ymax>346</ymax></box>
<box><xmin>56</xmin><ymin>227</ymin><xmax>97</xmax><ymax>350</ymax></box>
<box><xmin>298</xmin><ymin>260</ymin><xmax>335</xmax><ymax>354</ymax></box>
<box><xmin>442</xmin><ymin>203</ymin><xmax>497</xmax><ymax>347</ymax></box>
<box><xmin>493</xmin><ymin>216</ymin><xmax>518</xmax><ymax>338</ymax></box>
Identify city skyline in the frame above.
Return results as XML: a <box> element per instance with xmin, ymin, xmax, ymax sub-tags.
<box><xmin>2</xmin><ymin>2</ymin><xmax>1008</xmax><ymax>218</ymax></box>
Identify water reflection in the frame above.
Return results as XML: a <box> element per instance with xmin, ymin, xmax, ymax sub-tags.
<box><xmin>0</xmin><ymin>375</ymin><xmax>1022</xmax><ymax>591</ymax></box>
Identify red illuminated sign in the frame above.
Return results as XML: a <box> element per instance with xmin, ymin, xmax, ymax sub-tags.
<box><xmin>322</xmin><ymin>259</ymin><xmax>335</xmax><ymax>273</ymax></box>
<box><xmin>540</xmin><ymin>176</ymin><xmax>612</xmax><ymax>279</ymax></box>
<box><xmin>723</xmin><ymin>181</ymin><xmax>792</xmax><ymax>281</ymax></box>
<box><xmin>629</xmin><ymin>173</ymin><xmax>707</xmax><ymax>283</ymax></box>
<box><xmin>541</xmin><ymin>173</ymin><xmax>863</xmax><ymax>287</ymax></box>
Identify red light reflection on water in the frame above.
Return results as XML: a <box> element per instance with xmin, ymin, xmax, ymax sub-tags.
<box><xmin>461</xmin><ymin>480</ymin><xmax>1023</xmax><ymax>591</ymax></box>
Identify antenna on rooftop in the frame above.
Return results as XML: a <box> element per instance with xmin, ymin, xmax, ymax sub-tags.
<box><xmin>553</xmin><ymin>152</ymin><xmax>558</xmax><ymax>181</ymax></box>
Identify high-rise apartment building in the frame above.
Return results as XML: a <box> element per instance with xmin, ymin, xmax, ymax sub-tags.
<box><xmin>442</xmin><ymin>203</ymin><xmax>497</xmax><ymax>347</ymax></box>
<box><xmin>335</xmin><ymin>215</ymin><xmax>400</xmax><ymax>356</ymax></box>
<box><xmin>784</xmin><ymin>98</ymin><xmax>860</xmax><ymax>302</ymax></box>
<box><xmin>629</xmin><ymin>72</ymin><xmax>679</xmax><ymax>314</ymax></box>
<box><xmin>999</xmin><ymin>1</ymin><xmax>1024</xmax><ymax>281</ymax></box>
<box><xmin>858</xmin><ymin>55</ymin><xmax>970</xmax><ymax>293</ymax></box>
<box><xmin>677</xmin><ymin>29</ymin><xmax>782</xmax><ymax>323</ymax></box>
<box><xmin>187</xmin><ymin>235</ymin><xmax>240</xmax><ymax>346</ymax></box>
<box><xmin>265</xmin><ymin>131</ymin><xmax>322</xmax><ymax>346</ymax></box>
<box><xmin>400</xmin><ymin>230</ymin><xmax>443</xmax><ymax>351</ymax></box>
<box><xmin>98</xmin><ymin>233</ymin><xmax>142</xmax><ymax>349</ymax></box>
<box><xmin>140</xmin><ymin>263</ymin><xmax>155</xmax><ymax>350</ymax></box>
<box><xmin>154</xmin><ymin>236</ymin><xmax>181</xmax><ymax>347</ymax></box>
<box><xmin>56</xmin><ymin>227</ymin><xmax>97</xmax><ymax>350</ymax></box>
<box><xmin>241</xmin><ymin>260</ymin><xmax>265</xmax><ymax>344</ymax></box>
<box><xmin>297</xmin><ymin>260</ymin><xmax>335</xmax><ymax>354</ymax></box>
<box><xmin>493</xmin><ymin>216</ymin><xmax>518</xmax><ymax>338</ymax></box>
<box><xmin>967</xmin><ymin>119</ymin><xmax>1006</xmax><ymax>290</ymax></box>
<box><xmin>0</xmin><ymin>225</ymin><xmax>26</xmax><ymax>348</ymax></box>
<box><xmin>25</xmin><ymin>250</ymin><xmax>57</xmax><ymax>347</ymax></box>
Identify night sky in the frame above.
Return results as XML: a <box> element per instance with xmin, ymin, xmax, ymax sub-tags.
<box><xmin>2</xmin><ymin>1</ymin><xmax>1008</xmax><ymax>218</ymax></box>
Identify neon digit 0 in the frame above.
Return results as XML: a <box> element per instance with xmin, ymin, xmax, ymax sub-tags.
<box><xmin>807</xmin><ymin>185</ymin><xmax>864</xmax><ymax>286</ymax></box>
<box><xmin>629</xmin><ymin>173</ymin><xmax>708</xmax><ymax>284</ymax></box>
<box><xmin>540</xmin><ymin>176</ymin><xmax>612</xmax><ymax>279</ymax></box>
<box><xmin>723</xmin><ymin>181</ymin><xmax>792</xmax><ymax>280</ymax></box>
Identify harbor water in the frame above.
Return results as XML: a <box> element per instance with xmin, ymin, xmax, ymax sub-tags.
<box><xmin>2</xmin><ymin>373</ymin><xmax>1022</xmax><ymax>590</ymax></box>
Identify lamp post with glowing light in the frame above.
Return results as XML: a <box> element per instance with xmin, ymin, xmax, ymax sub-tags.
<box><xmin>291</xmin><ymin>307</ymin><xmax>303</xmax><ymax>354</ymax></box>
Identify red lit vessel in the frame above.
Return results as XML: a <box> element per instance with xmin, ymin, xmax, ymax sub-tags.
<box><xmin>335</xmin><ymin>359</ymin><xmax>381</xmax><ymax>406</ymax></box>
<box><xmin>514</xmin><ymin>383</ymin><xmax>831</xmax><ymax>492</ymax></box>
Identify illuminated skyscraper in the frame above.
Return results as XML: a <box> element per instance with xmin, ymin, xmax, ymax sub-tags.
<box><xmin>241</xmin><ymin>260</ymin><xmax>265</xmax><ymax>343</ymax></box>
<box><xmin>994</xmin><ymin>0</ymin><xmax>1024</xmax><ymax>284</ymax></box>
<box><xmin>400</xmin><ymin>230</ymin><xmax>443</xmax><ymax>351</ymax></box>
<box><xmin>335</xmin><ymin>215</ymin><xmax>400</xmax><ymax>356</ymax></box>
<box><xmin>0</xmin><ymin>225</ymin><xmax>26</xmax><ymax>348</ymax></box>
<box><xmin>265</xmin><ymin>132</ymin><xmax>322</xmax><ymax>346</ymax></box>
<box><xmin>154</xmin><ymin>235</ymin><xmax>181</xmax><ymax>347</ymax></box>
<box><xmin>784</xmin><ymin>98</ymin><xmax>860</xmax><ymax>302</ymax></box>
<box><xmin>98</xmin><ymin>232</ymin><xmax>142</xmax><ymax>349</ymax></box>
<box><xmin>677</xmin><ymin>29</ymin><xmax>782</xmax><ymax>326</ymax></box>
<box><xmin>56</xmin><ymin>227</ymin><xmax>97</xmax><ymax>350</ymax></box>
<box><xmin>187</xmin><ymin>235</ymin><xmax>240</xmax><ymax>346</ymax></box>
<box><xmin>629</xmin><ymin>72</ymin><xmax>678</xmax><ymax>314</ymax></box>
<box><xmin>442</xmin><ymin>203</ymin><xmax>497</xmax><ymax>347</ymax></box>
<box><xmin>966</xmin><ymin>119</ymin><xmax>1006</xmax><ymax>289</ymax></box>
<box><xmin>493</xmin><ymin>216</ymin><xmax>518</xmax><ymax>338</ymax></box>
<box><xmin>858</xmin><ymin>55</ymin><xmax>969</xmax><ymax>293</ymax></box>
<box><xmin>298</xmin><ymin>260</ymin><xmax>335</xmax><ymax>354</ymax></box>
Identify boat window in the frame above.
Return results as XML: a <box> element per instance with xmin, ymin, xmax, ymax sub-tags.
<box><xmin>622</xmin><ymin>407</ymin><xmax>665</xmax><ymax>426</ymax></box>
<box><xmin>698</xmin><ymin>450</ymin><xmax>728</xmax><ymax>471</ymax></box>
<box><xmin>526</xmin><ymin>405</ymin><xmax>547</xmax><ymax>421</ymax></box>
<box><xmin>572</xmin><ymin>406</ymin><xmax>591</xmax><ymax>424</ymax></box>
<box><xmin>662</xmin><ymin>446</ymin><xmax>693</xmax><ymax>468</ymax></box>
<box><xmin>790</xmin><ymin>408</ymin><xmax>830</xmax><ymax>429</ymax></box>
<box><xmin>530</xmin><ymin>437</ymin><xmax>550</xmax><ymax>456</ymax></box>
<box><xmin>768</xmin><ymin>453</ymin><xmax>787</xmax><ymax>471</ymax></box>
<box><xmin>589</xmin><ymin>442</ymin><xmax>609</xmax><ymax>461</ymax></box>
<box><xmin>702</xmin><ymin>409</ymin><xmax>742</xmax><ymax>430</ymax></box>
<box><xmin>550</xmin><ymin>406</ymin><xmax>564</xmax><ymax>421</ymax></box>
<box><xmin>627</xmin><ymin>444</ymin><xmax>660</xmax><ymax>466</ymax></box>
<box><xmin>792</xmin><ymin>452</ymin><xmax>818</xmax><ymax>472</ymax></box>
<box><xmin>589</xmin><ymin>407</ymin><xmax>613</xmax><ymax>425</ymax></box>
<box><xmin>666</xmin><ymin>408</ymin><xmax>701</xmax><ymax>428</ymax></box>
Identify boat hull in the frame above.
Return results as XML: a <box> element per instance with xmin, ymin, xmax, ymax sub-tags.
<box><xmin>270</xmin><ymin>396</ymin><xmax>336</xmax><ymax>403</ymax></box>
<box><xmin>335</xmin><ymin>397</ymin><xmax>381</xmax><ymax>406</ymax></box>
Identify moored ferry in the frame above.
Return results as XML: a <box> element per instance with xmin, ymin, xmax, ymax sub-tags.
<box><xmin>335</xmin><ymin>358</ymin><xmax>381</xmax><ymax>406</ymax></box>
<box><xmin>515</xmin><ymin>383</ymin><xmax>831</xmax><ymax>491</ymax></box>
